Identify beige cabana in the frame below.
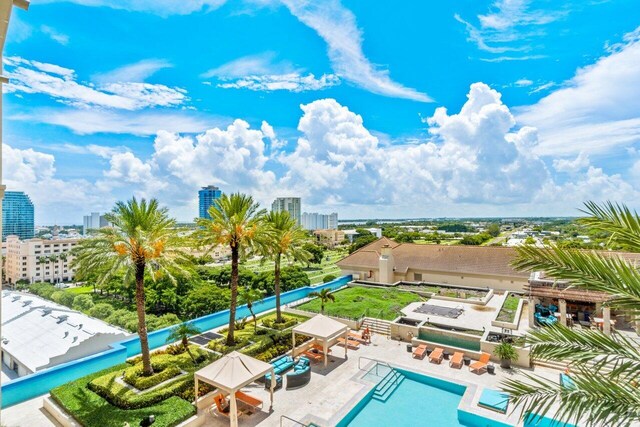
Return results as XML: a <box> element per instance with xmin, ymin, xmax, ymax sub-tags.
<box><xmin>194</xmin><ymin>351</ymin><xmax>275</xmax><ymax>427</ymax></box>
<box><xmin>292</xmin><ymin>314</ymin><xmax>349</xmax><ymax>367</ymax></box>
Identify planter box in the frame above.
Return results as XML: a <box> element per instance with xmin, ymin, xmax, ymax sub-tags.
<box><xmin>491</xmin><ymin>295</ymin><xmax>525</xmax><ymax>330</ymax></box>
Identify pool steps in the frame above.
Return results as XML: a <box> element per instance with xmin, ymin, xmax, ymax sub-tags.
<box><xmin>373</xmin><ymin>367</ymin><xmax>405</xmax><ymax>402</ymax></box>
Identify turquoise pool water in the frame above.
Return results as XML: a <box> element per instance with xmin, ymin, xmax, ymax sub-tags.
<box><xmin>338</xmin><ymin>367</ymin><xmax>576</xmax><ymax>427</ymax></box>
<box><xmin>418</xmin><ymin>330</ymin><xmax>482</xmax><ymax>351</ymax></box>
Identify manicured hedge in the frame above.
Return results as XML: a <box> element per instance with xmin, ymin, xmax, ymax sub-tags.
<box><xmin>123</xmin><ymin>365</ymin><xmax>182</xmax><ymax>390</ymax></box>
<box><xmin>50</xmin><ymin>364</ymin><xmax>195</xmax><ymax>427</ymax></box>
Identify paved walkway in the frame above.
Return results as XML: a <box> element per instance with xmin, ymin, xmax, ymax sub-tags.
<box><xmin>1</xmin><ymin>393</ymin><xmax>62</xmax><ymax>427</ymax></box>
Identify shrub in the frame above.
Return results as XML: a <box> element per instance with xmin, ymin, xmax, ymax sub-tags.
<box><xmin>89</xmin><ymin>303</ymin><xmax>114</xmax><ymax>319</ymax></box>
<box><xmin>29</xmin><ymin>282</ymin><xmax>56</xmax><ymax>299</ymax></box>
<box><xmin>72</xmin><ymin>294</ymin><xmax>95</xmax><ymax>311</ymax></box>
<box><xmin>50</xmin><ymin>364</ymin><xmax>195</xmax><ymax>427</ymax></box>
<box><xmin>262</xmin><ymin>316</ymin><xmax>298</xmax><ymax>330</ymax></box>
<box><xmin>166</xmin><ymin>343</ymin><xmax>186</xmax><ymax>355</ymax></box>
<box><xmin>123</xmin><ymin>365</ymin><xmax>182</xmax><ymax>390</ymax></box>
<box><xmin>323</xmin><ymin>274</ymin><xmax>337</xmax><ymax>283</ymax></box>
<box><xmin>51</xmin><ymin>290</ymin><xmax>75</xmax><ymax>307</ymax></box>
<box><xmin>207</xmin><ymin>337</ymin><xmax>250</xmax><ymax>354</ymax></box>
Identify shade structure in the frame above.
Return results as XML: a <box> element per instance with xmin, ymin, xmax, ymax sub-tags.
<box><xmin>292</xmin><ymin>314</ymin><xmax>349</xmax><ymax>366</ymax></box>
<box><xmin>194</xmin><ymin>351</ymin><xmax>275</xmax><ymax>427</ymax></box>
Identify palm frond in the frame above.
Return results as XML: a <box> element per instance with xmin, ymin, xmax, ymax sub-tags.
<box><xmin>579</xmin><ymin>201</ymin><xmax>640</xmax><ymax>250</ymax></box>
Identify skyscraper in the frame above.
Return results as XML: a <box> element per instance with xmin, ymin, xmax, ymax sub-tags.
<box><xmin>83</xmin><ymin>212</ymin><xmax>109</xmax><ymax>235</ymax></box>
<box><xmin>199</xmin><ymin>185</ymin><xmax>222</xmax><ymax>219</ymax></box>
<box><xmin>302</xmin><ymin>212</ymin><xmax>338</xmax><ymax>230</ymax></box>
<box><xmin>271</xmin><ymin>197</ymin><xmax>301</xmax><ymax>225</ymax></box>
<box><xmin>2</xmin><ymin>191</ymin><xmax>34</xmax><ymax>241</ymax></box>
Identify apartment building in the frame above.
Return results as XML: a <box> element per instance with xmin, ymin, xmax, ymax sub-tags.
<box><xmin>4</xmin><ymin>236</ymin><xmax>79</xmax><ymax>285</ymax></box>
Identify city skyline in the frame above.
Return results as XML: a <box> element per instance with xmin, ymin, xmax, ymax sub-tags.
<box><xmin>3</xmin><ymin>1</ymin><xmax>640</xmax><ymax>224</ymax></box>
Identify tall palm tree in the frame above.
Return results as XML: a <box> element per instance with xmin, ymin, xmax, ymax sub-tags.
<box><xmin>239</xmin><ymin>286</ymin><xmax>265</xmax><ymax>331</ymax></box>
<box><xmin>37</xmin><ymin>256</ymin><xmax>47</xmax><ymax>282</ymax></box>
<box><xmin>72</xmin><ymin>197</ymin><xmax>190</xmax><ymax>375</ymax></box>
<box><xmin>501</xmin><ymin>201</ymin><xmax>640</xmax><ymax>427</ymax></box>
<box><xmin>196</xmin><ymin>193</ymin><xmax>267</xmax><ymax>346</ymax></box>
<box><xmin>263</xmin><ymin>211</ymin><xmax>310</xmax><ymax>323</ymax></box>
<box><xmin>59</xmin><ymin>253</ymin><xmax>68</xmax><ymax>283</ymax></box>
<box><xmin>309</xmin><ymin>288</ymin><xmax>335</xmax><ymax>314</ymax></box>
<box><xmin>166</xmin><ymin>322</ymin><xmax>201</xmax><ymax>364</ymax></box>
<box><xmin>48</xmin><ymin>254</ymin><xmax>58</xmax><ymax>283</ymax></box>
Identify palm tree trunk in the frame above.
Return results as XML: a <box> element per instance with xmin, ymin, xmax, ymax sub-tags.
<box><xmin>274</xmin><ymin>252</ymin><xmax>282</xmax><ymax>323</ymax></box>
<box><xmin>248</xmin><ymin>302</ymin><xmax>257</xmax><ymax>331</ymax></box>
<box><xmin>135</xmin><ymin>261</ymin><xmax>153</xmax><ymax>376</ymax></box>
<box><xmin>227</xmin><ymin>245</ymin><xmax>239</xmax><ymax>346</ymax></box>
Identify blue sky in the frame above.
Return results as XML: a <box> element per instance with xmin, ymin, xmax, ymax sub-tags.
<box><xmin>4</xmin><ymin>0</ymin><xmax>640</xmax><ymax>224</ymax></box>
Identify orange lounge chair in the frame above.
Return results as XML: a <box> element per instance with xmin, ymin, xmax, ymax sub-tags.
<box><xmin>470</xmin><ymin>353</ymin><xmax>491</xmax><ymax>374</ymax></box>
<box><xmin>348</xmin><ymin>331</ymin><xmax>368</xmax><ymax>343</ymax></box>
<box><xmin>449</xmin><ymin>352</ymin><xmax>464</xmax><ymax>369</ymax></box>
<box><xmin>311</xmin><ymin>343</ymin><xmax>331</xmax><ymax>354</ymax></box>
<box><xmin>429</xmin><ymin>347</ymin><xmax>444</xmax><ymax>364</ymax></box>
<box><xmin>303</xmin><ymin>351</ymin><xmax>323</xmax><ymax>363</ymax></box>
<box><xmin>412</xmin><ymin>344</ymin><xmax>427</xmax><ymax>359</ymax></box>
<box><xmin>213</xmin><ymin>394</ymin><xmax>241</xmax><ymax>418</ymax></box>
<box><xmin>337</xmin><ymin>337</ymin><xmax>360</xmax><ymax>349</ymax></box>
<box><xmin>235</xmin><ymin>391</ymin><xmax>263</xmax><ymax>412</ymax></box>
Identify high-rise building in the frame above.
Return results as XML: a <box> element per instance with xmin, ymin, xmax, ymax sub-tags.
<box><xmin>198</xmin><ymin>185</ymin><xmax>222</xmax><ymax>220</ymax></box>
<box><xmin>302</xmin><ymin>212</ymin><xmax>338</xmax><ymax>230</ymax></box>
<box><xmin>271</xmin><ymin>197</ymin><xmax>301</xmax><ymax>225</ymax></box>
<box><xmin>2</xmin><ymin>191</ymin><xmax>34</xmax><ymax>241</ymax></box>
<box><xmin>82</xmin><ymin>212</ymin><xmax>109</xmax><ymax>235</ymax></box>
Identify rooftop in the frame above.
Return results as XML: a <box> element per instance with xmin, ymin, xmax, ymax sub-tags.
<box><xmin>337</xmin><ymin>237</ymin><xmax>530</xmax><ymax>278</ymax></box>
<box><xmin>1</xmin><ymin>290</ymin><xmax>130</xmax><ymax>374</ymax></box>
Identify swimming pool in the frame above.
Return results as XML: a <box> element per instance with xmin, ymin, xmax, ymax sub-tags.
<box><xmin>337</xmin><ymin>366</ymin><xmax>576</xmax><ymax>427</ymax></box>
<box><xmin>418</xmin><ymin>330</ymin><xmax>482</xmax><ymax>351</ymax></box>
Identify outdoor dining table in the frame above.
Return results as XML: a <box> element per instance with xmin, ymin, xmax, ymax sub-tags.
<box><xmin>593</xmin><ymin>317</ymin><xmax>616</xmax><ymax>330</ymax></box>
<box><xmin>553</xmin><ymin>312</ymin><xmax>574</xmax><ymax>326</ymax></box>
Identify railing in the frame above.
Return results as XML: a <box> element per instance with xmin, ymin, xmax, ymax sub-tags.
<box><xmin>280</xmin><ymin>415</ymin><xmax>310</xmax><ymax>427</ymax></box>
<box><xmin>358</xmin><ymin>356</ymin><xmax>392</xmax><ymax>375</ymax></box>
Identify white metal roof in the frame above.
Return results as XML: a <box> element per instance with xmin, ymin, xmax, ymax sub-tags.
<box><xmin>1</xmin><ymin>290</ymin><xmax>129</xmax><ymax>373</ymax></box>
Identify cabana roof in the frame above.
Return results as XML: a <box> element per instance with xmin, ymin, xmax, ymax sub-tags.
<box><xmin>292</xmin><ymin>314</ymin><xmax>349</xmax><ymax>340</ymax></box>
<box><xmin>195</xmin><ymin>351</ymin><xmax>273</xmax><ymax>391</ymax></box>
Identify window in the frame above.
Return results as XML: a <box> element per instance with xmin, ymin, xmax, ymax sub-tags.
<box><xmin>414</xmin><ymin>273</ymin><xmax>422</xmax><ymax>281</ymax></box>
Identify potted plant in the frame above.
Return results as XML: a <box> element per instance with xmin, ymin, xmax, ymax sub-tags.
<box><xmin>494</xmin><ymin>342</ymin><xmax>519</xmax><ymax>369</ymax></box>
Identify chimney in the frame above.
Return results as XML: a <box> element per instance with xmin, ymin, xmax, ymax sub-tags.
<box><xmin>379</xmin><ymin>244</ymin><xmax>395</xmax><ymax>284</ymax></box>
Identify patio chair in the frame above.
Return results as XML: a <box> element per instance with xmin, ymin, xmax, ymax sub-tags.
<box><xmin>235</xmin><ymin>391</ymin><xmax>263</xmax><ymax>412</ymax></box>
<box><xmin>469</xmin><ymin>353</ymin><xmax>491</xmax><ymax>374</ymax></box>
<box><xmin>303</xmin><ymin>351</ymin><xmax>323</xmax><ymax>363</ymax></box>
<box><xmin>429</xmin><ymin>347</ymin><xmax>444</xmax><ymax>364</ymax></box>
<box><xmin>212</xmin><ymin>394</ymin><xmax>242</xmax><ymax>418</ymax></box>
<box><xmin>449</xmin><ymin>351</ymin><xmax>464</xmax><ymax>369</ymax></box>
<box><xmin>412</xmin><ymin>344</ymin><xmax>427</xmax><ymax>359</ymax></box>
<box><xmin>348</xmin><ymin>330</ymin><xmax>369</xmax><ymax>343</ymax></box>
<box><xmin>337</xmin><ymin>337</ymin><xmax>360</xmax><ymax>349</ymax></box>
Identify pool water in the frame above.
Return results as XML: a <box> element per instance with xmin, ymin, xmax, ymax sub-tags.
<box><xmin>339</xmin><ymin>367</ymin><xmax>575</xmax><ymax>427</ymax></box>
<box><xmin>418</xmin><ymin>330</ymin><xmax>481</xmax><ymax>351</ymax></box>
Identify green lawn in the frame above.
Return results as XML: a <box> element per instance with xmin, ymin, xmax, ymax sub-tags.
<box><xmin>496</xmin><ymin>295</ymin><xmax>522</xmax><ymax>323</ymax></box>
<box><xmin>66</xmin><ymin>285</ymin><xmax>95</xmax><ymax>295</ymax></box>
<box><xmin>242</xmin><ymin>249</ymin><xmax>346</xmax><ymax>283</ymax></box>
<box><xmin>296</xmin><ymin>286</ymin><xmax>422</xmax><ymax>320</ymax></box>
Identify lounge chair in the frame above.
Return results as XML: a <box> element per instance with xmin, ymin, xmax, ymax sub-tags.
<box><xmin>213</xmin><ymin>394</ymin><xmax>241</xmax><ymax>418</ymax></box>
<box><xmin>235</xmin><ymin>391</ymin><xmax>263</xmax><ymax>412</ymax></box>
<box><xmin>348</xmin><ymin>331</ymin><xmax>368</xmax><ymax>343</ymax></box>
<box><xmin>560</xmin><ymin>373</ymin><xmax>577</xmax><ymax>390</ymax></box>
<box><xmin>412</xmin><ymin>344</ymin><xmax>427</xmax><ymax>359</ymax></box>
<box><xmin>337</xmin><ymin>337</ymin><xmax>360</xmax><ymax>349</ymax></box>
<box><xmin>469</xmin><ymin>353</ymin><xmax>491</xmax><ymax>374</ymax></box>
<box><xmin>303</xmin><ymin>351</ymin><xmax>323</xmax><ymax>363</ymax></box>
<box><xmin>449</xmin><ymin>351</ymin><xmax>464</xmax><ymax>369</ymax></box>
<box><xmin>310</xmin><ymin>343</ymin><xmax>331</xmax><ymax>354</ymax></box>
<box><xmin>429</xmin><ymin>347</ymin><xmax>444</xmax><ymax>364</ymax></box>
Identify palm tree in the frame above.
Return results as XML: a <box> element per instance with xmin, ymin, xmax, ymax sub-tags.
<box><xmin>166</xmin><ymin>322</ymin><xmax>201</xmax><ymax>364</ymax></box>
<box><xmin>309</xmin><ymin>288</ymin><xmax>335</xmax><ymax>314</ymax></box>
<box><xmin>196</xmin><ymin>193</ymin><xmax>267</xmax><ymax>346</ymax></box>
<box><xmin>37</xmin><ymin>256</ymin><xmax>47</xmax><ymax>282</ymax></box>
<box><xmin>263</xmin><ymin>211</ymin><xmax>310</xmax><ymax>323</ymax></box>
<box><xmin>48</xmin><ymin>254</ymin><xmax>58</xmax><ymax>283</ymax></box>
<box><xmin>72</xmin><ymin>197</ymin><xmax>190</xmax><ymax>375</ymax></box>
<box><xmin>501</xmin><ymin>201</ymin><xmax>640</xmax><ymax>427</ymax></box>
<box><xmin>239</xmin><ymin>286</ymin><xmax>265</xmax><ymax>330</ymax></box>
<box><xmin>59</xmin><ymin>253</ymin><xmax>68</xmax><ymax>283</ymax></box>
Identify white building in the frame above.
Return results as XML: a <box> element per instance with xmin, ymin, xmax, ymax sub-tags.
<box><xmin>301</xmin><ymin>212</ymin><xmax>338</xmax><ymax>230</ymax></box>
<box><xmin>1</xmin><ymin>290</ymin><xmax>129</xmax><ymax>378</ymax></box>
<box><xmin>271</xmin><ymin>197</ymin><xmax>301</xmax><ymax>226</ymax></box>
<box><xmin>4</xmin><ymin>236</ymin><xmax>79</xmax><ymax>285</ymax></box>
<box><xmin>82</xmin><ymin>212</ymin><xmax>109</xmax><ymax>235</ymax></box>
<box><xmin>343</xmin><ymin>227</ymin><xmax>383</xmax><ymax>242</ymax></box>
